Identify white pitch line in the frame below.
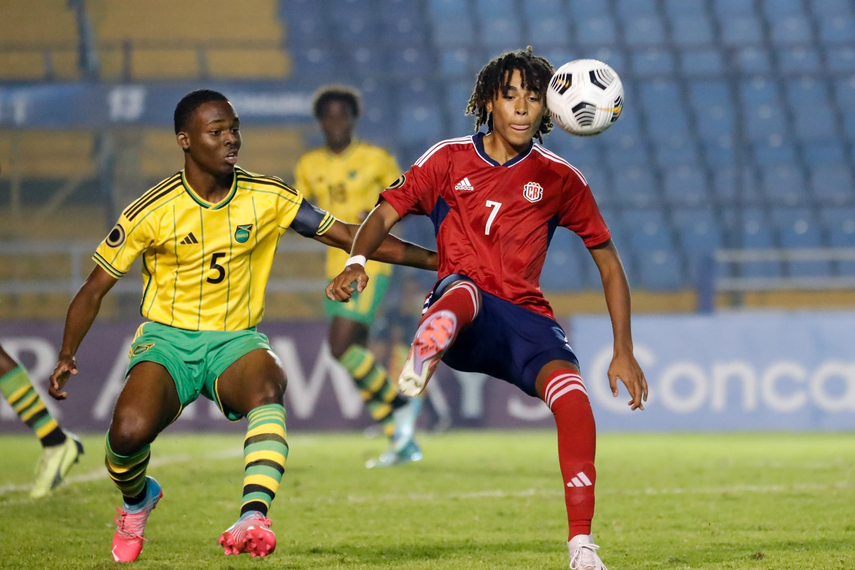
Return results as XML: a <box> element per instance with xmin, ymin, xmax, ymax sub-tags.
<box><xmin>0</xmin><ymin>447</ymin><xmax>243</xmax><ymax>497</ymax></box>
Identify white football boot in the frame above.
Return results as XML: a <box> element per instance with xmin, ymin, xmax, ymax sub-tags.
<box><xmin>568</xmin><ymin>534</ymin><xmax>608</xmax><ymax>570</ymax></box>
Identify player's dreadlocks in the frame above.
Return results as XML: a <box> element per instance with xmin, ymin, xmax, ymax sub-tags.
<box><xmin>174</xmin><ymin>89</ymin><xmax>229</xmax><ymax>134</ymax></box>
<box><xmin>465</xmin><ymin>46</ymin><xmax>554</xmax><ymax>142</ymax></box>
<box><xmin>312</xmin><ymin>85</ymin><xmax>361</xmax><ymax>119</ymax></box>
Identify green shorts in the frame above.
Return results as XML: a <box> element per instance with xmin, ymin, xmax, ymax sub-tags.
<box><xmin>324</xmin><ymin>273</ymin><xmax>389</xmax><ymax>325</ymax></box>
<box><xmin>127</xmin><ymin>322</ymin><xmax>272</xmax><ymax>421</ymax></box>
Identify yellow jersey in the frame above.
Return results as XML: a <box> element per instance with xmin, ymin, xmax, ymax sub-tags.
<box><xmin>93</xmin><ymin>167</ymin><xmax>335</xmax><ymax>331</ymax></box>
<box><xmin>294</xmin><ymin>140</ymin><xmax>399</xmax><ymax>279</ymax></box>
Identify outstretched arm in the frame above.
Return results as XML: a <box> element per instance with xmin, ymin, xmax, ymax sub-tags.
<box><xmin>324</xmin><ymin>201</ymin><xmax>405</xmax><ymax>302</ymax></box>
<box><xmin>588</xmin><ymin>239</ymin><xmax>648</xmax><ymax>411</ymax></box>
<box><xmin>49</xmin><ymin>265</ymin><xmax>117</xmax><ymax>400</ymax></box>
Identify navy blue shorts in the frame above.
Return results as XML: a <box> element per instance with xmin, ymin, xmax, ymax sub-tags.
<box><xmin>426</xmin><ymin>274</ymin><xmax>579</xmax><ymax>398</ymax></box>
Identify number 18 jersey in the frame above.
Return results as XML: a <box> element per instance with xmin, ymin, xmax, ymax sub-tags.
<box><xmin>380</xmin><ymin>133</ymin><xmax>610</xmax><ymax>320</ymax></box>
<box><xmin>93</xmin><ymin>167</ymin><xmax>334</xmax><ymax>331</ymax></box>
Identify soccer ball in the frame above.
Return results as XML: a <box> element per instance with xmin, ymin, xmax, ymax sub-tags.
<box><xmin>546</xmin><ymin>59</ymin><xmax>624</xmax><ymax>136</ymax></box>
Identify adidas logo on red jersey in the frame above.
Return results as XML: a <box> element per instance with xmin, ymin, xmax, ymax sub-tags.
<box><xmin>454</xmin><ymin>177</ymin><xmax>475</xmax><ymax>191</ymax></box>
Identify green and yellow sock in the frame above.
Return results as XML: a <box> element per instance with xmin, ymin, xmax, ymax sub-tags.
<box><xmin>339</xmin><ymin>345</ymin><xmax>406</xmax><ymax>438</ymax></box>
<box><xmin>241</xmin><ymin>403</ymin><xmax>288</xmax><ymax>516</ymax></box>
<box><xmin>0</xmin><ymin>366</ymin><xmax>66</xmax><ymax>447</ymax></box>
<box><xmin>105</xmin><ymin>435</ymin><xmax>151</xmax><ymax>499</ymax></box>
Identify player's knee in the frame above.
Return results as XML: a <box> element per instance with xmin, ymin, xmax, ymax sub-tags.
<box><xmin>108</xmin><ymin>415</ymin><xmax>156</xmax><ymax>456</ymax></box>
<box><xmin>253</xmin><ymin>376</ymin><xmax>285</xmax><ymax>407</ymax></box>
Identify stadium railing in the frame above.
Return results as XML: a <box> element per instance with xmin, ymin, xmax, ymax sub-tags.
<box><xmin>696</xmin><ymin>247</ymin><xmax>855</xmax><ymax>312</ymax></box>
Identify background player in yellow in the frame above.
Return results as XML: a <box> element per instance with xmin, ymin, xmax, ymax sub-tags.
<box><xmin>295</xmin><ymin>86</ymin><xmax>424</xmax><ymax>468</ymax></box>
<box><xmin>46</xmin><ymin>90</ymin><xmax>437</xmax><ymax>563</ymax></box>
<box><xmin>0</xmin><ymin>342</ymin><xmax>82</xmax><ymax>498</ymax></box>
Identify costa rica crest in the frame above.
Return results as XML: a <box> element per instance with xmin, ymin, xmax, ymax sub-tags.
<box><xmin>523</xmin><ymin>181</ymin><xmax>543</xmax><ymax>203</ymax></box>
<box><xmin>234</xmin><ymin>224</ymin><xmax>253</xmax><ymax>243</ymax></box>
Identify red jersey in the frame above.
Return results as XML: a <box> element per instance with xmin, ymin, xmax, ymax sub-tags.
<box><xmin>381</xmin><ymin>133</ymin><xmax>611</xmax><ymax>319</ymax></box>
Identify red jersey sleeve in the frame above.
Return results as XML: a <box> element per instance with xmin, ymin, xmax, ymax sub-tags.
<box><xmin>379</xmin><ymin>146</ymin><xmax>444</xmax><ymax>218</ymax></box>
<box><xmin>558</xmin><ymin>167</ymin><xmax>612</xmax><ymax>248</ymax></box>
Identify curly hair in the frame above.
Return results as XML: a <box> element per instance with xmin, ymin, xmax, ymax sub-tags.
<box><xmin>464</xmin><ymin>47</ymin><xmax>554</xmax><ymax>142</ymax></box>
<box><xmin>312</xmin><ymin>84</ymin><xmax>361</xmax><ymax>119</ymax></box>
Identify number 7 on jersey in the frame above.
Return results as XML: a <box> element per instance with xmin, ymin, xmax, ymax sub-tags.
<box><xmin>485</xmin><ymin>200</ymin><xmax>502</xmax><ymax>236</ymax></box>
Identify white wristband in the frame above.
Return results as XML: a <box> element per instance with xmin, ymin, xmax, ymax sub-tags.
<box><xmin>345</xmin><ymin>255</ymin><xmax>367</xmax><ymax>269</ymax></box>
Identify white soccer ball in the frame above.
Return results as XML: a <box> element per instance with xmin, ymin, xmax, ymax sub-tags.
<box><xmin>546</xmin><ymin>59</ymin><xmax>624</xmax><ymax>136</ymax></box>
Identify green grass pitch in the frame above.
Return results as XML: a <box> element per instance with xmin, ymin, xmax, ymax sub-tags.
<box><xmin>0</xmin><ymin>432</ymin><xmax>853</xmax><ymax>569</ymax></box>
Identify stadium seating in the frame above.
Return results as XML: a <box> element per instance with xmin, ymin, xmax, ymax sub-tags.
<box><xmin>5</xmin><ymin>0</ymin><xmax>855</xmax><ymax>297</ymax></box>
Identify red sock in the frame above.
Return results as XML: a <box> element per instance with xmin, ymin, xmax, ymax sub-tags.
<box><xmin>420</xmin><ymin>280</ymin><xmax>481</xmax><ymax>337</ymax></box>
<box><xmin>542</xmin><ymin>368</ymin><xmax>597</xmax><ymax>539</ymax></box>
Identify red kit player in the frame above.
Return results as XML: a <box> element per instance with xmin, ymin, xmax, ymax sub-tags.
<box><xmin>327</xmin><ymin>48</ymin><xmax>648</xmax><ymax>570</ymax></box>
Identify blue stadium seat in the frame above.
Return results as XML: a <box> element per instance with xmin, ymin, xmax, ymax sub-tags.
<box><xmin>736</xmin><ymin>47</ymin><xmax>772</xmax><ymax>73</ymax></box>
<box><xmin>446</xmin><ymin>79</ymin><xmax>472</xmax><ymax>115</ymax></box>
<box><xmin>391</xmin><ymin>46</ymin><xmax>435</xmax><ymax>78</ymax></box>
<box><xmin>786</xmin><ymin>79</ymin><xmax>837</xmax><ymax>141</ymax></box>
<box><xmin>291</xmin><ymin>47</ymin><xmax>339</xmax><ymax>79</ymax></box>
<box><xmin>526</xmin><ymin>17</ymin><xmax>570</xmax><ymax>47</ymax></box>
<box><xmin>568</xmin><ymin>0</ymin><xmax>610</xmax><ymax>18</ymax></box>
<box><xmin>803</xmin><ymin>141</ymin><xmax>846</xmax><ymax>165</ymax></box>
<box><xmin>379</xmin><ymin>0</ymin><xmax>421</xmax><ymax>20</ymax></box>
<box><xmin>334</xmin><ymin>15</ymin><xmax>380</xmax><ymax>44</ymax></box>
<box><xmin>713</xmin><ymin>167</ymin><xmax>763</xmax><ymax>205</ymax></box>
<box><xmin>825</xmin><ymin>47</ymin><xmax>855</xmax><ymax>72</ymax></box>
<box><xmin>703</xmin><ymin>139</ymin><xmax>736</xmax><ymax>166</ymax></box>
<box><xmin>604</xmin><ymin>133</ymin><xmax>648</xmax><ymax>168</ymax></box>
<box><xmin>720</xmin><ymin>16</ymin><xmax>764</xmax><ymax>46</ymax></box>
<box><xmin>713</xmin><ymin>0</ymin><xmax>756</xmax><ymax>17</ymax></box>
<box><xmin>439</xmin><ymin>48</ymin><xmax>470</xmax><ymax>76</ymax></box>
<box><xmin>632</xmin><ymin>49</ymin><xmax>675</xmax><ymax>77</ymax></box>
<box><xmin>761</xmin><ymin>0</ymin><xmax>806</xmax><ymax>18</ymax></box>
<box><xmin>770</xmin><ymin>16</ymin><xmax>814</xmax><ymax>46</ymax></box>
<box><xmin>475</xmin><ymin>0</ymin><xmax>514</xmax><ymax>18</ymax></box>
<box><xmin>811</xmin><ymin>0</ymin><xmax>853</xmax><ymax>19</ymax></box>
<box><xmin>777</xmin><ymin>47</ymin><xmax>821</xmax><ymax>74</ymax></box>
<box><xmin>664</xmin><ymin>165</ymin><xmax>710</xmax><ymax>207</ymax></box>
<box><xmin>759</xmin><ymin>164</ymin><xmax>809</xmax><ymax>206</ymax></box>
<box><xmin>689</xmin><ymin>80</ymin><xmax>734</xmax><ymax>141</ymax></box>
<box><xmin>834</xmin><ymin>78</ymin><xmax>855</xmax><ymax>108</ymax></box>
<box><xmin>647</xmin><ymin>108</ymin><xmax>691</xmax><ymax>143</ymax></box>
<box><xmin>772</xmin><ymin>207</ymin><xmax>831</xmax><ymax>277</ymax></box>
<box><xmin>810</xmin><ymin>163</ymin><xmax>855</xmax><ymax>205</ymax></box>
<box><xmin>616</xmin><ymin>0</ymin><xmax>658</xmax><ymax>17</ymax></box>
<box><xmin>623</xmin><ymin>17</ymin><xmax>667</xmax><ymax>48</ymax></box>
<box><xmin>397</xmin><ymin>104</ymin><xmax>443</xmax><ymax>145</ymax></box>
<box><xmin>548</xmin><ymin>135</ymin><xmax>600</xmax><ymax>165</ymax></box>
<box><xmin>674</xmin><ymin>208</ymin><xmax>722</xmax><ymax>249</ymax></box>
<box><xmin>575</xmin><ymin>17</ymin><xmax>618</xmax><ymax>47</ymax></box>
<box><xmin>820</xmin><ymin>206</ymin><xmax>855</xmax><ymax>247</ymax></box>
<box><xmin>573</xmin><ymin>163</ymin><xmax>613</xmax><ymax>205</ymax></box>
<box><xmin>346</xmin><ymin>47</ymin><xmax>385</xmax><ymax>77</ymax></box>
<box><xmin>664</xmin><ymin>0</ymin><xmax>706</xmax><ymax>17</ymax></box>
<box><xmin>431</xmin><ymin>15</ymin><xmax>476</xmax><ymax>47</ymax></box>
<box><xmin>542</xmin><ymin>238</ymin><xmax>587</xmax><ymax>290</ymax></box>
<box><xmin>381</xmin><ymin>16</ymin><xmax>430</xmax><ymax>45</ymax></box>
<box><xmin>819</xmin><ymin>16</ymin><xmax>855</xmax><ymax>45</ymax></box>
<box><xmin>640</xmin><ymin>80</ymin><xmax>682</xmax><ymax>112</ymax></box>
<box><xmin>613</xmin><ymin>167</ymin><xmax>660</xmax><ymax>208</ymax></box>
<box><xmin>752</xmin><ymin>138</ymin><xmax>797</xmax><ymax>165</ymax></box>
<box><xmin>719</xmin><ymin>208</ymin><xmax>782</xmax><ymax>277</ymax></box>
<box><xmin>741</xmin><ymin>79</ymin><xmax>786</xmax><ymax>141</ymax></box>
<box><xmin>675</xmin><ymin>208</ymin><xmax>722</xmax><ymax>283</ymax></box>
<box><xmin>285</xmin><ymin>13</ymin><xmax>327</xmax><ymax>41</ymax></box>
<box><xmin>523</xmin><ymin>0</ymin><xmax>565</xmax><ymax>20</ymax></box>
<box><xmin>656</xmin><ymin>137</ymin><xmax>702</xmax><ymax>169</ymax></box>
<box><xmin>681</xmin><ymin>50</ymin><xmax>725</xmax><ymax>76</ymax></box>
<box><xmin>428</xmin><ymin>0</ymin><xmax>468</xmax><ymax>18</ymax></box>
<box><xmin>638</xmin><ymin>248</ymin><xmax>685</xmax><ymax>290</ymax></box>
<box><xmin>669</xmin><ymin>16</ymin><xmax>715</xmax><ymax>48</ymax></box>
<box><xmin>480</xmin><ymin>16</ymin><xmax>523</xmax><ymax>49</ymax></box>
<box><xmin>622</xmin><ymin>210</ymin><xmax>674</xmax><ymax>250</ymax></box>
